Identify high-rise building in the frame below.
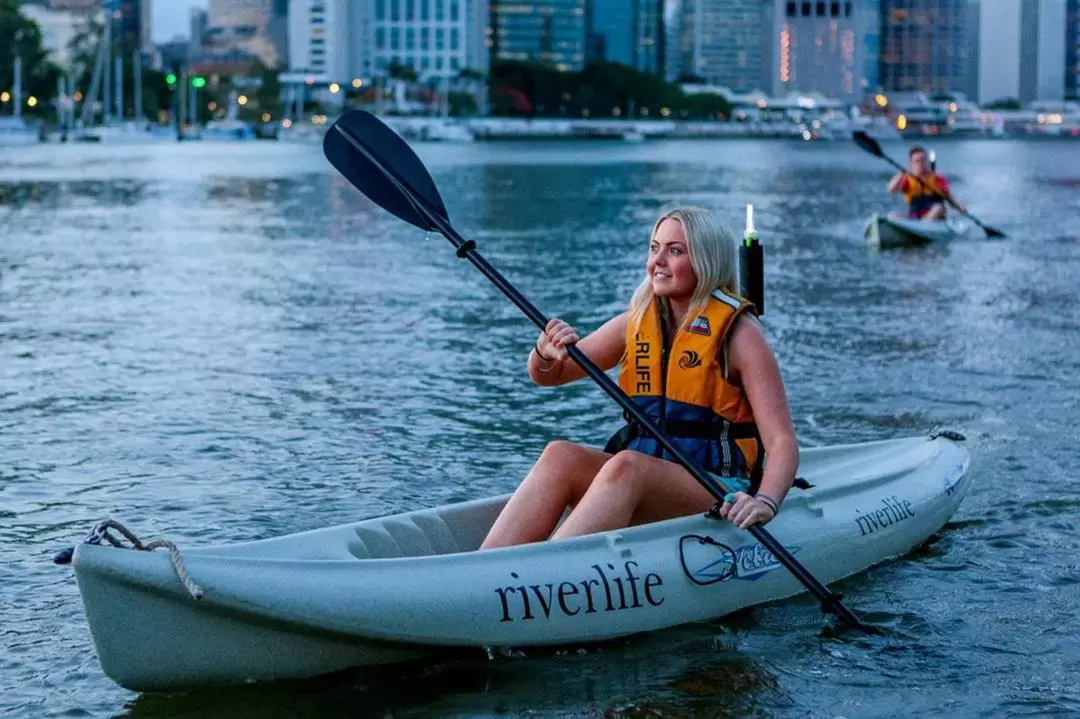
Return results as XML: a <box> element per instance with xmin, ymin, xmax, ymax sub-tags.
<box><xmin>286</xmin><ymin>0</ymin><xmax>352</xmax><ymax>82</ymax></box>
<box><xmin>269</xmin><ymin>0</ymin><xmax>290</xmax><ymax>67</ymax></box>
<box><xmin>361</xmin><ymin>0</ymin><xmax>488</xmax><ymax>78</ymax></box>
<box><xmin>587</xmin><ymin>0</ymin><xmax>667</xmax><ymax>74</ymax></box>
<box><xmin>662</xmin><ymin>0</ymin><xmax>683</xmax><ymax>80</ymax></box>
<box><xmin>1019</xmin><ymin>0</ymin><xmax>1067</xmax><ymax>104</ymax></box>
<box><xmin>204</xmin><ymin>0</ymin><xmax>280</xmax><ymax>67</ymax></box>
<box><xmin>190</xmin><ymin>7</ymin><xmax>210</xmax><ymax>58</ymax></box>
<box><xmin>964</xmin><ymin>0</ymin><xmax>979</xmax><ymax>102</ymax></box>
<box><xmin>210</xmin><ymin>0</ymin><xmax>272</xmax><ymax>28</ymax></box>
<box><xmin>286</xmin><ymin>0</ymin><xmax>488</xmax><ymax>83</ymax></box>
<box><xmin>1068</xmin><ymin>0</ymin><xmax>1079</xmax><ymax>98</ymax></box>
<box><xmin>98</xmin><ymin>0</ymin><xmax>152</xmax><ymax>57</ymax></box>
<box><xmin>879</xmin><ymin>0</ymin><xmax>972</xmax><ymax>94</ymax></box>
<box><xmin>771</xmin><ymin>0</ymin><xmax>879</xmax><ymax>101</ymax></box>
<box><xmin>976</xmin><ymin>0</ymin><xmax>1020</xmax><ymax>104</ymax></box>
<box><xmin>682</xmin><ymin>0</ymin><xmax>769</xmax><ymax>92</ymax></box>
<box><xmin>490</xmin><ymin>0</ymin><xmax>587</xmax><ymax>71</ymax></box>
<box><xmin>588</xmin><ymin>0</ymin><xmax>635</xmax><ymax>65</ymax></box>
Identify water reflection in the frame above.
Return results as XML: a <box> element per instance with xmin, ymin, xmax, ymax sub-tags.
<box><xmin>118</xmin><ymin>628</ymin><xmax>787</xmax><ymax>719</ymax></box>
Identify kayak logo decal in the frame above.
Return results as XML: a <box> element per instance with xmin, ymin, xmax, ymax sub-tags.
<box><xmin>942</xmin><ymin>462</ymin><xmax>967</xmax><ymax>497</ymax></box>
<box><xmin>854</xmin><ymin>495</ymin><xmax>915</xmax><ymax>537</ymax></box>
<box><xmin>679</xmin><ymin>535</ymin><xmax>799</xmax><ymax>585</ymax></box>
<box><xmin>494</xmin><ymin>561</ymin><xmax>664</xmax><ymax>623</ymax></box>
<box><xmin>678</xmin><ymin>350</ymin><xmax>702</xmax><ymax>369</ymax></box>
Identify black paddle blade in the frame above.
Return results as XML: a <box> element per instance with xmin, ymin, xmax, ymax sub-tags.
<box><xmin>984</xmin><ymin>225</ymin><xmax>1006</xmax><ymax>239</ymax></box>
<box><xmin>323</xmin><ymin>110</ymin><xmax>448</xmax><ymax>231</ymax></box>
<box><xmin>852</xmin><ymin>130</ymin><xmax>884</xmax><ymax>158</ymax></box>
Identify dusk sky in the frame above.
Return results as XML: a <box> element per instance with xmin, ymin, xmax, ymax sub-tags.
<box><xmin>152</xmin><ymin>0</ymin><xmax>208</xmax><ymax>42</ymax></box>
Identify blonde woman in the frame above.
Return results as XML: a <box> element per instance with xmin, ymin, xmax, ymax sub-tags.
<box><xmin>481</xmin><ymin>207</ymin><xmax>798</xmax><ymax>549</ymax></box>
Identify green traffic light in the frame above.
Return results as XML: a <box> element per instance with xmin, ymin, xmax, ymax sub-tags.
<box><xmin>166</xmin><ymin>73</ymin><xmax>177</xmax><ymax>86</ymax></box>
<box><xmin>191</xmin><ymin>77</ymin><xmax>206</xmax><ymax>88</ymax></box>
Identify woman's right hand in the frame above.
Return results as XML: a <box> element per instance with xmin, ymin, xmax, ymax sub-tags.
<box><xmin>537</xmin><ymin>318</ymin><xmax>579</xmax><ymax>363</ymax></box>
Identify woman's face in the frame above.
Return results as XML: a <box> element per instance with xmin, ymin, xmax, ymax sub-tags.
<box><xmin>647</xmin><ymin>218</ymin><xmax>697</xmax><ymax>299</ymax></box>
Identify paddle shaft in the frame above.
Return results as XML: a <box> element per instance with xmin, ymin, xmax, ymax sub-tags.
<box><xmin>334</xmin><ymin>124</ymin><xmax>865</xmax><ymax>630</ymax></box>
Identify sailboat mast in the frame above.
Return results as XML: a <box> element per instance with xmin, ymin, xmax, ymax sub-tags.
<box><xmin>133</xmin><ymin>50</ymin><xmax>142</xmax><ymax>121</ymax></box>
<box><xmin>13</xmin><ymin>55</ymin><xmax>22</xmax><ymax>120</ymax></box>
<box><xmin>114</xmin><ymin>56</ymin><xmax>123</xmax><ymax>120</ymax></box>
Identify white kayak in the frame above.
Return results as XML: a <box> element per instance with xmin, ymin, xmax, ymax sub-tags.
<box><xmin>72</xmin><ymin>432</ymin><xmax>971</xmax><ymax>691</ymax></box>
<box><xmin>864</xmin><ymin>213</ymin><xmax>959</xmax><ymax>248</ymax></box>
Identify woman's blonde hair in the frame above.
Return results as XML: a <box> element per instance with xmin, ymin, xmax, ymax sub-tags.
<box><xmin>627</xmin><ymin>206</ymin><xmax>739</xmax><ymax>333</ymax></box>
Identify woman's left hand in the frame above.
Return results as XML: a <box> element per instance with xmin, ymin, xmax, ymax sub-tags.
<box><xmin>717</xmin><ymin>492</ymin><xmax>775</xmax><ymax>529</ymax></box>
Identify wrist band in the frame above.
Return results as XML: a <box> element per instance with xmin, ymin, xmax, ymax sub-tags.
<box><xmin>756</xmin><ymin>494</ymin><xmax>779</xmax><ymax>516</ymax></box>
<box><xmin>534</xmin><ymin>340</ymin><xmax>555</xmax><ymax>362</ymax></box>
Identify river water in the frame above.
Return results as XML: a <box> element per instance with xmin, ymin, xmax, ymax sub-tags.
<box><xmin>1</xmin><ymin>136</ymin><xmax>1078</xmax><ymax>718</ymax></box>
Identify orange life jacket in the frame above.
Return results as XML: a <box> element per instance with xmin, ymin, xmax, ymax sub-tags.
<box><xmin>610</xmin><ymin>289</ymin><xmax>761</xmax><ymax>483</ymax></box>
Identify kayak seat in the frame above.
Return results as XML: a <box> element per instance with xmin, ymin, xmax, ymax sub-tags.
<box><xmin>351</xmin><ymin>515</ymin><xmax>462</xmax><ymax>559</ymax></box>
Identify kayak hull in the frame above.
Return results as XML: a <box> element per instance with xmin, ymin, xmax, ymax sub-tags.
<box><xmin>864</xmin><ymin>213</ymin><xmax>957</xmax><ymax>248</ymax></box>
<box><xmin>73</xmin><ymin>434</ymin><xmax>972</xmax><ymax>691</ymax></box>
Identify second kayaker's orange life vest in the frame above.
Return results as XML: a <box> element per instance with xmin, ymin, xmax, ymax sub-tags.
<box><xmin>611</xmin><ymin>289</ymin><xmax>761</xmax><ymax>483</ymax></box>
<box><xmin>901</xmin><ymin>173</ymin><xmax>949</xmax><ymax>211</ymax></box>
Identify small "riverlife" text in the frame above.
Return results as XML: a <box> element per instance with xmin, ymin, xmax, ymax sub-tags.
<box><xmin>855</xmin><ymin>495</ymin><xmax>915</xmax><ymax>536</ymax></box>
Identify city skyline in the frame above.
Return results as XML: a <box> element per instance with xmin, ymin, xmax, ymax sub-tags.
<box><xmin>44</xmin><ymin>0</ymin><xmax>1080</xmax><ymax>104</ymax></box>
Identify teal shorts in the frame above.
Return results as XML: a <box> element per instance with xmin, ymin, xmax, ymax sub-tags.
<box><xmin>710</xmin><ymin>474</ymin><xmax>750</xmax><ymax>497</ymax></box>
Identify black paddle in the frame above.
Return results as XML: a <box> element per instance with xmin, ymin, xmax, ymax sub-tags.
<box><xmin>852</xmin><ymin>130</ymin><xmax>1005</xmax><ymax>239</ymax></box>
<box><xmin>325</xmin><ymin>109</ymin><xmax>871</xmax><ymax>633</ymax></box>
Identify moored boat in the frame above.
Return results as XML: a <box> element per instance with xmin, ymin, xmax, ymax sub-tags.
<box><xmin>71</xmin><ymin>432</ymin><xmax>971</xmax><ymax>691</ymax></box>
<box><xmin>864</xmin><ymin>212</ymin><xmax>959</xmax><ymax>248</ymax></box>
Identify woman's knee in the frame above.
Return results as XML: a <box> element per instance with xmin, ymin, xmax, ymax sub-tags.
<box><xmin>594</xmin><ymin>450</ymin><xmax>651</xmax><ymax>487</ymax></box>
<box><xmin>538</xmin><ymin>439</ymin><xmax>589</xmax><ymax>466</ymax></box>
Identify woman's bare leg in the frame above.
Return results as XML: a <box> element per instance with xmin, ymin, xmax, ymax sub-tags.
<box><xmin>480</xmin><ymin>440</ymin><xmax>611</xmax><ymax>549</ymax></box>
<box><xmin>550</xmin><ymin>450</ymin><xmax>715</xmax><ymax>540</ymax></box>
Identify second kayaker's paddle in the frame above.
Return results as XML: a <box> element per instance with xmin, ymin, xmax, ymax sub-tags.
<box><xmin>852</xmin><ymin>130</ymin><xmax>1005</xmax><ymax>239</ymax></box>
<box><xmin>325</xmin><ymin>109</ymin><xmax>872</xmax><ymax>633</ymax></box>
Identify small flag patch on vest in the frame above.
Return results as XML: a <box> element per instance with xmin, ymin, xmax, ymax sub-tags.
<box><xmin>689</xmin><ymin>316</ymin><xmax>711</xmax><ymax>336</ymax></box>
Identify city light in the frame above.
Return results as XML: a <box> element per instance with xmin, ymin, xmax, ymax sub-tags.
<box><xmin>948</xmin><ymin>102</ymin><xmax>958</xmax><ymax>113</ymax></box>
<box><xmin>282</xmin><ymin>118</ymin><xmax>293</xmax><ymax>128</ymax></box>
<box><xmin>875</xmin><ymin>94</ymin><xmax>888</xmax><ymax>107</ymax></box>
<box><xmin>27</xmin><ymin>96</ymin><xmax>37</xmax><ymax>107</ymax></box>
<box><xmin>262</xmin><ymin>112</ymin><xmax>271</xmax><ymax>122</ymax></box>
<box><xmin>0</xmin><ymin>91</ymin><xmax>9</xmax><ymax>102</ymax></box>
<box><xmin>74</xmin><ymin>91</ymin><xmax>82</xmax><ymax>101</ymax></box>
<box><xmin>780</xmin><ymin>27</ymin><xmax>791</xmax><ymax>83</ymax></box>
<box><xmin>352</xmin><ymin>78</ymin><xmax>362</xmax><ymax>88</ymax></box>
<box><xmin>166</xmin><ymin>73</ymin><xmax>177</xmax><ymax>86</ymax></box>
<box><xmin>329</xmin><ymin>83</ymin><xmax>340</xmax><ymax>94</ymax></box>
<box><xmin>192</xmin><ymin>77</ymin><xmax>207</xmax><ymax>88</ymax></box>
<box><xmin>237</xmin><ymin>95</ymin><xmax>248</xmax><ymax>106</ymax></box>
<box><xmin>896</xmin><ymin>114</ymin><xmax>908</xmax><ymax>130</ymax></box>
<box><xmin>208</xmin><ymin>101</ymin><xmax>218</xmax><ymax>111</ymax></box>
<box><xmin>660</xmin><ymin>107</ymin><xmax>670</xmax><ymax>117</ymax></box>
<box><xmin>612</xmin><ymin>107</ymin><xmax>622</xmax><ymax>116</ymax></box>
